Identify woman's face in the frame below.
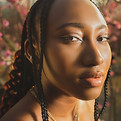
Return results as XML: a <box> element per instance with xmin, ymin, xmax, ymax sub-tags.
<box><xmin>43</xmin><ymin>0</ymin><xmax>112</xmax><ymax>100</ymax></box>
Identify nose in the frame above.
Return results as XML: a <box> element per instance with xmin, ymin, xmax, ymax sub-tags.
<box><xmin>81</xmin><ymin>42</ymin><xmax>104</xmax><ymax>67</ymax></box>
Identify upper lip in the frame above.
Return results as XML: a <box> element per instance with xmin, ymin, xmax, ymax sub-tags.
<box><xmin>79</xmin><ymin>71</ymin><xmax>104</xmax><ymax>79</ymax></box>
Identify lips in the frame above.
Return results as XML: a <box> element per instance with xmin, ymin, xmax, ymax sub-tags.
<box><xmin>79</xmin><ymin>71</ymin><xmax>104</xmax><ymax>87</ymax></box>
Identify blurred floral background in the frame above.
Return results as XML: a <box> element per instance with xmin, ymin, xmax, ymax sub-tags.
<box><xmin>0</xmin><ymin>0</ymin><xmax>121</xmax><ymax>121</ymax></box>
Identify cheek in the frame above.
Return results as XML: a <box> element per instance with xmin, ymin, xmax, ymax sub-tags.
<box><xmin>100</xmin><ymin>43</ymin><xmax>112</xmax><ymax>77</ymax></box>
<box><xmin>103</xmin><ymin>44</ymin><xmax>111</xmax><ymax>67</ymax></box>
<box><xmin>44</xmin><ymin>40</ymin><xmax>80</xmax><ymax>77</ymax></box>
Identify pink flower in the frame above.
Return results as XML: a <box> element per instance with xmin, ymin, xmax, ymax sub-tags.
<box><xmin>7</xmin><ymin>4</ymin><xmax>12</xmax><ymax>8</ymax></box>
<box><xmin>113</xmin><ymin>21</ymin><xmax>121</xmax><ymax>29</ymax></box>
<box><xmin>110</xmin><ymin>35</ymin><xmax>117</xmax><ymax>42</ymax></box>
<box><xmin>17</xmin><ymin>73</ymin><xmax>21</xmax><ymax>76</ymax></box>
<box><xmin>106</xmin><ymin>102</ymin><xmax>110</xmax><ymax>107</ymax></box>
<box><xmin>0</xmin><ymin>32</ymin><xmax>3</xmax><ymax>37</ymax></box>
<box><xmin>105</xmin><ymin>17</ymin><xmax>111</xmax><ymax>23</ymax></box>
<box><xmin>98</xmin><ymin>104</ymin><xmax>102</xmax><ymax>109</ymax></box>
<box><xmin>8</xmin><ymin>0</ymin><xmax>16</xmax><ymax>4</ymax></box>
<box><xmin>109</xmin><ymin>2</ymin><xmax>118</xmax><ymax>10</ymax></box>
<box><xmin>110</xmin><ymin>71</ymin><xmax>115</xmax><ymax>76</ymax></box>
<box><xmin>115</xmin><ymin>88</ymin><xmax>119</xmax><ymax>93</ymax></box>
<box><xmin>15</xmin><ymin>43</ymin><xmax>20</xmax><ymax>48</ymax></box>
<box><xmin>20</xmin><ymin>6</ymin><xmax>28</xmax><ymax>16</ymax></box>
<box><xmin>0</xmin><ymin>61</ymin><xmax>6</xmax><ymax>65</ymax></box>
<box><xmin>4</xmin><ymin>50</ymin><xmax>12</xmax><ymax>57</ymax></box>
<box><xmin>3</xmin><ymin>19</ymin><xmax>9</xmax><ymax>27</ymax></box>
<box><xmin>104</xmin><ymin>10</ymin><xmax>110</xmax><ymax>16</ymax></box>
<box><xmin>112</xmin><ymin>59</ymin><xmax>116</xmax><ymax>64</ymax></box>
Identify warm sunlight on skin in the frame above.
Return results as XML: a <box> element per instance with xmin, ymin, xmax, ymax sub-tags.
<box><xmin>0</xmin><ymin>0</ymin><xmax>112</xmax><ymax>121</ymax></box>
<box><xmin>43</xmin><ymin>0</ymin><xmax>111</xmax><ymax>101</ymax></box>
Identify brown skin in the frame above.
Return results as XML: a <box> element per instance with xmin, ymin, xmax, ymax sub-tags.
<box><xmin>0</xmin><ymin>0</ymin><xmax>111</xmax><ymax>121</ymax></box>
<box><xmin>42</xmin><ymin>0</ymin><xmax>111</xmax><ymax>120</ymax></box>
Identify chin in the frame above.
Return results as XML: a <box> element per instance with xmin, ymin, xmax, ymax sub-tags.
<box><xmin>73</xmin><ymin>87</ymin><xmax>102</xmax><ymax>101</ymax></box>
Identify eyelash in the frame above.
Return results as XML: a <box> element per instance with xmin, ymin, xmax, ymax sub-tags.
<box><xmin>97</xmin><ymin>36</ymin><xmax>110</xmax><ymax>42</ymax></box>
<box><xmin>60</xmin><ymin>35</ymin><xmax>110</xmax><ymax>43</ymax></box>
<box><xmin>60</xmin><ymin>35</ymin><xmax>83</xmax><ymax>43</ymax></box>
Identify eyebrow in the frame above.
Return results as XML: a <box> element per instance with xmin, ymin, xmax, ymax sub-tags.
<box><xmin>56</xmin><ymin>23</ymin><xmax>84</xmax><ymax>30</ymax></box>
<box><xmin>56</xmin><ymin>22</ymin><xmax>108</xmax><ymax>31</ymax></box>
<box><xmin>96</xmin><ymin>24</ymin><xmax>108</xmax><ymax>30</ymax></box>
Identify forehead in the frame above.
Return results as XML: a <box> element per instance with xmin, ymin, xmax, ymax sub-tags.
<box><xmin>47</xmin><ymin>0</ymin><xmax>107</xmax><ymax>30</ymax></box>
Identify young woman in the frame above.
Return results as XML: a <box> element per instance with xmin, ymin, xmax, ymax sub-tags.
<box><xmin>0</xmin><ymin>0</ymin><xmax>111</xmax><ymax>121</ymax></box>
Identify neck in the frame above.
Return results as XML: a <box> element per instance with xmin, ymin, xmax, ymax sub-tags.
<box><xmin>40</xmin><ymin>71</ymin><xmax>95</xmax><ymax>121</ymax></box>
<box><xmin>44</xmin><ymin>81</ymin><xmax>78</xmax><ymax>117</ymax></box>
<box><xmin>41</xmin><ymin>73</ymin><xmax>79</xmax><ymax>120</ymax></box>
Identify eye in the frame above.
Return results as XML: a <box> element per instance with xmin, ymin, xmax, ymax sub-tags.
<box><xmin>60</xmin><ymin>35</ymin><xmax>83</xmax><ymax>43</ymax></box>
<box><xmin>97</xmin><ymin>36</ymin><xmax>110</xmax><ymax>42</ymax></box>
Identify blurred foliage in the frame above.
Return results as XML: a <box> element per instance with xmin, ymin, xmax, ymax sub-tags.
<box><xmin>0</xmin><ymin>0</ymin><xmax>121</xmax><ymax>121</ymax></box>
<box><xmin>0</xmin><ymin>0</ymin><xmax>28</xmax><ymax>87</ymax></box>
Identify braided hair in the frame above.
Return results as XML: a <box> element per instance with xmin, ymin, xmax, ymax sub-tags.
<box><xmin>27</xmin><ymin>0</ymin><xmax>54</xmax><ymax>120</ymax></box>
<box><xmin>94</xmin><ymin>68</ymin><xmax>111</xmax><ymax>121</ymax></box>
<box><xmin>0</xmin><ymin>14</ymin><xmax>34</xmax><ymax>118</ymax></box>
<box><xmin>0</xmin><ymin>0</ymin><xmax>111</xmax><ymax>121</ymax></box>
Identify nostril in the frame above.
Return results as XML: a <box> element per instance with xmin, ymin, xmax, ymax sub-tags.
<box><xmin>81</xmin><ymin>47</ymin><xmax>104</xmax><ymax>67</ymax></box>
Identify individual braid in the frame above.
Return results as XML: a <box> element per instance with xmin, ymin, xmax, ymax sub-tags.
<box><xmin>94</xmin><ymin>98</ymin><xmax>99</xmax><ymax>121</ymax></box>
<box><xmin>27</xmin><ymin>1</ymin><xmax>49</xmax><ymax>120</ymax></box>
<box><xmin>0</xmin><ymin>51</ymin><xmax>34</xmax><ymax>117</ymax></box>
<box><xmin>94</xmin><ymin>67</ymin><xmax>111</xmax><ymax>121</ymax></box>
<box><xmin>27</xmin><ymin>0</ymin><xmax>54</xmax><ymax>120</ymax></box>
<box><xmin>38</xmin><ymin>0</ymin><xmax>55</xmax><ymax>120</ymax></box>
<box><xmin>0</xmin><ymin>0</ymin><xmax>40</xmax><ymax>118</ymax></box>
<box><xmin>90</xmin><ymin>1</ymin><xmax>112</xmax><ymax>121</ymax></box>
<box><xmin>98</xmin><ymin>67</ymin><xmax>111</xmax><ymax>117</ymax></box>
<box><xmin>0</xmin><ymin>50</ymin><xmax>22</xmax><ymax>117</ymax></box>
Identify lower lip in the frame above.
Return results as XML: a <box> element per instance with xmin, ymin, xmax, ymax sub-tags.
<box><xmin>79</xmin><ymin>77</ymin><xmax>103</xmax><ymax>87</ymax></box>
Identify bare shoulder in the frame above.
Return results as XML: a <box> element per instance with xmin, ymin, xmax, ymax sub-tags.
<box><xmin>0</xmin><ymin>91</ymin><xmax>42</xmax><ymax>121</ymax></box>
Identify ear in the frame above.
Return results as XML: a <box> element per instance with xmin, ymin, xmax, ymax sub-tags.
<box><xmin>24</xmin><ymin>39</ymin><xmax>33</xmax><ymax>63</ymax></box>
